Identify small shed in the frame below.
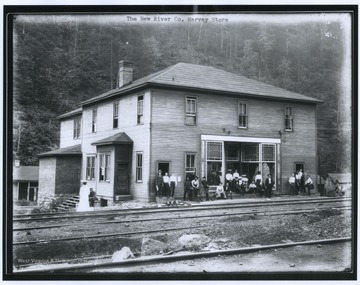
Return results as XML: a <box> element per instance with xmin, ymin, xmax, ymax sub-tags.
<box><xmin>38</xmin><ymin>144</ymin><xmax>82</xmax><ymax>200</ymax></box>
<box><xmin>13</xmin><ymin>166</ymin><xmax>39</xmax><ymax>202</ymax></box>
<box><xmin>324</xmin><ymin>173</ymin><xmax>352</xmax><ymax>195</ymax></box>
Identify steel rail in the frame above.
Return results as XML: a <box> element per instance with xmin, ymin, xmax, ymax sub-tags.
<box><xmin>13</xmin><ymin>197</ymin><xmax>351</xmax><ymax>222</ymax></box>
<box><xmin>13</xmin><ymin>197</ymin><xmax>350</xmax><ymax>219</ymax></box>
<box><xmin>13</xmin><ymin>204</ymin><xmax>351</xmax><ymax>232</ymax></box>
<box><xmin>13</xmin><ymin>206</ymin><xmax>351</xmax><ymax>246</ymax></box>
<box><xmin>15</xmin><ymin>237</ymin><xmax>352</xmax><ymax>273</ymax></box>
<box><xmin>14</xmin><ymin>196</ymin><xmax>349</xmax><ymax>218</ymax></box>
<box><xmin>13</xmin><ymin>224</ymin><xmax>213</xmax><ymax>246</ymax></box>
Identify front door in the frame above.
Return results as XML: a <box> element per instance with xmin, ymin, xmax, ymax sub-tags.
<box><xmin>295</xmin><ymin>163</ymin><xmax>305</xmax><ymax>189</ymax></box>
<box><xmin>295</xmin><ymin>163</ymin><xmax>304</xmax><ymax>173</ymax></box>
<box><xmin>157</xmin><ymin>162</ymin><xmax>170</xmax><ymax>176</ymax></box>
<box><xmin>115</xmin><ymin>163</ymin><xmax>130</xmax><ymax>196</ymax></box>
<box><xmin>18</xmin><ymin>183</ymin><xmax>28</xmax><ymax>200</ymax></box>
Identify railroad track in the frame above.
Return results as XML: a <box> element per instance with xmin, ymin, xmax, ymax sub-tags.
<box><xmin>14</xmin><ymin>237</ymin><xmax>351</xmax><ymax>273</ymax></box>
<box><xmin>13</xmin><ymin>197</ymin><xmax>352</xmax><ymax>272</ymax></box>
<box><xmin>13</xmin><ymin>204</ymin><xmax>351</xmax><ymax>246</ymax></box>
<box><xmin>13</xmin><ymin>197</ymin><xmax>351</xmax><ymax>223</ymax></box>
<box><xmin>13</xmin><ymin>202</ymin><xmax>351</xmax><ymax>232</ymax></box>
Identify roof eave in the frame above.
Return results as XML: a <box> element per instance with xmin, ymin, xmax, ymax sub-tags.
<box><xmin>92</xmin><ymin>141</ymin><xmax>133</xmax><ymax>146</ymax></box>
<box><xmin>67</xmin><ymin>77</ymin><xmax>323</xmax><ymax>108</ymax></box>
<box><xmin>38</xmin><ymin>153</ymin><xmax>82</xmax><ymax>158</ymax></box>
<box><xmin>148</xmin><ymin>83</ymin><xmax>324</xmax><ymax>104</ymax></box>
<box><xmin>81</xmin><ymin>83</ymin><xmax>149</xmax><ymax>107</ymax></box>
<box><xmin>57</xmin><ymin>110</ymin><xmax>83</xmax><ymax>120</ymax></box>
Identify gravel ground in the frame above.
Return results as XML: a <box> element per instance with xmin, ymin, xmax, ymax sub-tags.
<box><xmin>13</xmin><ymin>196</ymin><xmax>352</xmax><ymax>272</ymax></box>
<box><xmin>93</xmin><ymin>241</ymin><xmax>352</xmax><ymax>273</ymax></box>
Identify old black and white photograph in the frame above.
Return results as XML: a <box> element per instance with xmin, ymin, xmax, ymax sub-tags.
<box><xmin>4</xmin><ymin>4</ymin><xmax>357</xmax><ymax>281</ymax></box>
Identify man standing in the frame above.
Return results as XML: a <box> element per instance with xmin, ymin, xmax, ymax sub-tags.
<box><xmin>183</xmin><ymin>177</ymin><xmax>191</xmax><ymax>201</ymax></box>
<box><xmin>163</xmin><ymin>172</ymin><xmax>170</xmax><ymax>198</ymax></box>
<box><xmin>191</xmin><ymin>176</ymin><xmax>200</xmax><ymax>201</ymax></box>
<box><xmin>265</xmin><ymin>174</ymin><xmax>274</xmax><ymax>198</ymax></box>
<box><xmin>305</xmin><ymin>174</ymin><xmax>313</xmax><ymax>196</ymax></box>
<box><xmin>295</xmin><ymin>171</ymin><xmax>301</xmax><ymax>195</ymax></box>
<box><xmin>169</xmin><ymin>173</ymin><xmax>177</xmax><ymax>198</ymax></box>
<box><xmin>289</xmin><ymin>173</ymin><xmax>296</xmax><ymax>195</ymax></box>
<box><xmin>255</xmin><ymin>171</ymin><xmax>262</xmax><ymax>195</ymax></box>
<box><xmin>201</xmin><ymin>176</ymin><xmax>210</xmax><ymax>201</ymax></box>
<box><xmin>156</xmin><ymin>170</ymin><xmax>163</xmax><ymax>198</ymax></box>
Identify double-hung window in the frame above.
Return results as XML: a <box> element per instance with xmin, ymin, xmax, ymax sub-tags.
<box><xmin>99</xmin><ymin>153</ymin><xmax>111</xmax><ymax>182</ymax></box>
<box><xmin>73</xmin><ymin>117</ymin><xmax>81</xmax><ymax>139</ymax></box>
<box><xmin>238</xmin><ymin>102</ymin><xmax>248</xmax><ymax>128</ymax></box>
<box><xmin>185</xmin><ymin>153</ymin><xmax>196</xmax><ymax>179</ymax></box>
<box><xmin>185</xmin><ymin>97</ymin><xmax>197</xmax><ymax>125</ymax></box>
<box><xmin>136</xmin><ymin>152</ymin><xmax>143</xmax><ymax>182</ymax></box>
<box><xmin>137</xmin><ymin>95</ymin><xmax>144</xmax><ymax>124</ymax></box>
<box><xmin>86</xmin><ymin>156</ymin><xmax>96</xmax><ymax>180</ymax></box>
<box><xmin>284</xmin><ymin>106</ymin><xmax>294</xmax><ymax>132</ymax></box>
<box><xmin>113</xmin><ymin>103</ymin><xmax>119</xmax><ymax>128</ymax></box>
<box><xmin>92</xmin><ymin>108</ymin><xmax>97</xmax><ymax>133</ymax></box>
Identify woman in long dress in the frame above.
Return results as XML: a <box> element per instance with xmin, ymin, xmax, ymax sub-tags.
<box><xmin>77</xmin><ymin>180</ymin><xmax>91</xmax><ymax>212</ymax></box>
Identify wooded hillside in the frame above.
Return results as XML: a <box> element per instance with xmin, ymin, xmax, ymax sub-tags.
<box><xmin>12</xmin><ymin>15</ymin><xmax>352</xmax><ymax>175</ymax></box>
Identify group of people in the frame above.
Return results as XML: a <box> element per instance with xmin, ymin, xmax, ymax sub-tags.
<box><xmin>156</xmin><ymin>170</ymin><xmax>178</xmax><ymax>198</ymax></box>
<box><xmin>77</xmin><ymin>180</ymin><xmax>98</xmax><ymax>212</ymax></box>
<box><xmin>183</xmin><ymin>176</ymin><xmax>207</xmax><ymax>201</ymax></box>
<box><xmin>288</xmin><ymin>169</ymin><xmax>314</xmax><ymax>196</ymax></box>
<box><xmin>183</xmin><ymin>176</ymin><xmax>232</xmax><ymax>201</ymax></box>
<box><xmin>155</xmin><ymin>168</ymin><xmax>316</xmax><ymax>202</ymax></box>
<box><xmin>224</xmin><ymin>170</ymin><xmax>248</xmax><ymax>196</ymax></box>
<box><xmin>246</xmin><ymin>171</ymin><xmax>275</xmax><ymax>198</ymax></box>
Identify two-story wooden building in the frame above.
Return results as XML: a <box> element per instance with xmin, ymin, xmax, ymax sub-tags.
<box><xmin>38</xmin><ymin>61</ymin><xmax>322</xmax><ymax>203</ymax></box>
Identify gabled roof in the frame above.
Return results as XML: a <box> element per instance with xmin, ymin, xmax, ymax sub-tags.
<box><xmin>326</xmin><ymin>173</ymin><xmax>352</xmax><ymax>184</ymax></box>
<box><xmin>81</xmin><ymin>62</ymin><xmax>322</xmax><ymax>106</ymax></box>
<box><xmin>38</xmin><ymin>144</ymin><xmax>82</xmax><ymax>157</ymax></box>
<box><xmin>91</xmin><ymin>132</ymin><xmax>133</xmax><ymax>146</ymax></box>
<box><xmin>13</xmin><ymin>166</ymin><xmax>39</xmax><ymax>182</ymax></box>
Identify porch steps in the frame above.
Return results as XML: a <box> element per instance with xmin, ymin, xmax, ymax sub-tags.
<box><xmin>56</xmin><ymin>195</ymin><xmax>79</xmax><ymax>212</ymax></box>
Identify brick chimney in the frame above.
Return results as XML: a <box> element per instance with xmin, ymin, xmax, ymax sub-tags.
<box><xmin>118</xmin><ymin>60</ymin><xmax>133</xmax><ymax>88</ymax></box>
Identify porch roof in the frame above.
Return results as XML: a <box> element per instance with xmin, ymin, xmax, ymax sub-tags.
<box><xmin>38</xmin><ymin>144</ymin><xmax>82</xmax><ymax>157</ymax></box>
<box><xmin>91</xmin><ymin>132</ymin><xmax>133</xmax><ymax>146</ymax></box>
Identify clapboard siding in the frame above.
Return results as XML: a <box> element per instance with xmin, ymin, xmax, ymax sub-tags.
<box><xmin>80</xmin><ymin>90</ymin><xmax>152</xmax><ymax>201</ymax></box>
<box><xmin>60</xmin><ymin>117</ymin><xmax>82</xmax><ymax>148</ymax></box>
<box><xmin>151</xmin><ymin>88</ymin><xmax>317</xmax><ymax>195</ymax></box>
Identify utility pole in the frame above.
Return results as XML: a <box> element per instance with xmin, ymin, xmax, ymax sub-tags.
<box><xmin>17</xmin><ymin>124</ymin><xmax>21</xmax><ymax>153</ymax></box>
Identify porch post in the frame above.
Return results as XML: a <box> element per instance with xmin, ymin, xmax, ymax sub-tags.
<box><xmin>201</xmin><ymin>140</ymin><xmax>206</xmax><ymax>179</ymax></box>
<box><xmin>277</xmin><ymin>143</ymin><xmax>281</xmax><ymax>193</ymax></box>
<box><xmin>221</xmin><ymin>141</ymin><xmax>225</xmax><ymax>184</ymax></box>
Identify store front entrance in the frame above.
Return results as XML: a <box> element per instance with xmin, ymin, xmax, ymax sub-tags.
<box><xmin>201</xmin><ymin>135</ymin><xmax>280</xmax><ymax>188</ymax></box>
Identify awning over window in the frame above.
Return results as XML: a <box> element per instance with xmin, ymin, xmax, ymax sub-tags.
<box><xmin>91</xmin><ymin>132</ymin><xmax>133</xmax><ymax>146</ymax></box>
<box><xmin>201</xmin><ymin>135</ymin><xmax>281</xmax><ymax>144</ymax></box>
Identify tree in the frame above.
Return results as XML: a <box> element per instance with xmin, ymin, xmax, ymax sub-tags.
<box><xmin>11</xmin><ymin>16</ymin><xmax>351</xmax><ymax>175</ymax></box>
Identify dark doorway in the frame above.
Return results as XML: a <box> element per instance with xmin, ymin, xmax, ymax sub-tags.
<box><xmin>295</xmin><ymin>163</ymin><xmax>305</xmax><ymax>190</ymax></box>
<box><xmin>29</xmin><ymin>187</ymin><xmax>35</xmax><ymax>201</ymax></box>
<box><xmin>18</xmin><ymin>183</ymin><xmax>28</xmax><ymax>200</ymax></box>
<box><xmin>115</xmin><ymin>163</ymin><xmax>130</xmax><ymax>196</ymax></box>
<box><xmin>157</xmin><ymin>162</ymin><xmax>170</xmax><ymax>176</ymax></box>
<box><xmin>295</xmin><ymin>163</ymin><xmax>305</xmax><ymax>173</ymax></box>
